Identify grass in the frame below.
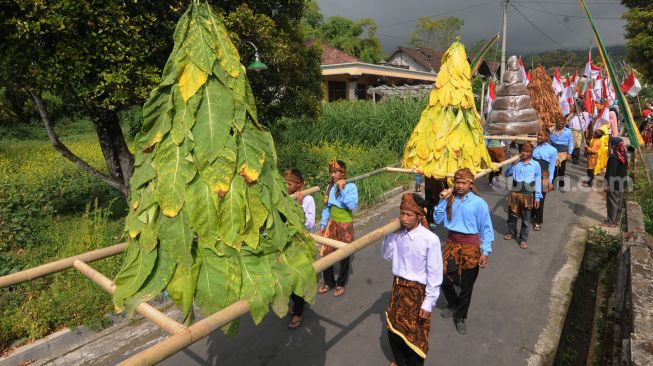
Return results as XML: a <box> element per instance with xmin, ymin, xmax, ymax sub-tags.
<box><xmin>273</xmin><ymin>97</ymin><xmax>426</xmax><ymax>154</ymax></box>
<box><xmin>629</xmin><ymin>153</ymin><xmax>653</xmax><ymax>234</ymax></box>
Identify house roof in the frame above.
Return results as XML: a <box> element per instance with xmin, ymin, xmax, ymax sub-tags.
<box><xmin>306</xmin><ymin>40</ymin><xmax>360</xmax><ymax>65</ymax></box>
<box><xmin>387</xmin><ymin>47</ymin><xmax>445</xmax><ymax>72</ymax></box>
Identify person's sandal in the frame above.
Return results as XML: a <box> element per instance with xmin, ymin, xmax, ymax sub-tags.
<box><xmin>334</xmin><ymin>286</ymin><xmax>345</xmax><ymax>297</ymax></box>
<box><xmin>288</xmin><ymin>316</ymin><xmax>302</xmax><ymax>330</ymax></box>
<box><xmin>318</xmin><ymin>284</ymin><xmax>334</xmax><ymax>294</ymax></box>
<box><xmin>533</xmin><ymin>223</ymin><xmax>542</xmax><ymax>231</ymax></box>
<box><xmin>504</xmin><ymin>234</ymin><xmax>513</xmax><ymax>240</ymax></box>
<box><xmin>519</xmin><ymin>241</ymin><xmax>528</xmax><ymax>249</ymax></box>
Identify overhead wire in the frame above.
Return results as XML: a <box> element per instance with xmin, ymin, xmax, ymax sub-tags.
<box><xmin>513</xmin><ymin>2</ymin><xmax>623</xmax><ymax>19</ymax></box>
<box><xmin>509</xmin><ymin>2</ymin><xmax>570</xmax><ymax>50</ymax></box>
<box><xmin>376</xmin><ymin>0</ymin><xmax>498</xmax><ymax>29</ymax></box>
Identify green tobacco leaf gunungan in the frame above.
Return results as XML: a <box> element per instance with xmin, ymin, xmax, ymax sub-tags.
<box><xmin>113</xmin><ymin>1</ymin><xmax>316</xmax><ymax>333</ymax></box>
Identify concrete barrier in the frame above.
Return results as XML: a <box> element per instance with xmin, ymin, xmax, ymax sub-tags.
<box><xmin>611</xmin><ymin>200</ymin><xmax>653</xmax><ymax>365</ymax></box>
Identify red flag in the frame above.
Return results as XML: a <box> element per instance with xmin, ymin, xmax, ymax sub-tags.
<box><xmin>485</xmin><ymin>79</ymin><xmax>496</xmax><ymax>114</ymax></box>
<box><xmin>518</xmin><ymin>56</ymin><xmax>528</xmax><ymax>85</ymax></box>
<box><xmin>552</xmin><ymin>68</ymin><xmax>564</xmax><ymax>94</ymax></box>
<box><xmin>620</xmin><ymin>70</ymin><xmax>641</xmax><ymax>97</ymax></box>
<box><xmin>583</xmin><ymin>52</ymin><xmax>602</xmax><ymax>79</ymax></box>
<box><xmin>584</xmin><ymin>85</ymin><xmax>594</xmax><ymax>116</ymax></box>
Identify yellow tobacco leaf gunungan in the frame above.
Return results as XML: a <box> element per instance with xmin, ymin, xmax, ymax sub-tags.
<box><xmin>402</xmin><ymin>40</ymin><xmax>494</xmax><ymax>181</ymax></box>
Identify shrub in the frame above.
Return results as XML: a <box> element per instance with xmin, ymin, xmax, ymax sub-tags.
<box><xmin>274</xmin><ymin>97</ymin><xmax>426</xmax><ymax>154</ymax></box>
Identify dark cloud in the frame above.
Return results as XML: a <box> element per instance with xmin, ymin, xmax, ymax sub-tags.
<box><xmin>317</xmin><ymin>0</ymin><xmax>627</xmax><ymax>55</ymax></box>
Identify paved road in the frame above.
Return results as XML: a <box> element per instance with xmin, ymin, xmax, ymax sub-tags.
<box><xmin>45</xmin><ymin>154</ymin><xmax>609</xmax><ymax>366</ymax></box>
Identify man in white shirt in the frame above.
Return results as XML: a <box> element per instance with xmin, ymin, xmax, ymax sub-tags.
<box><xmin>284</xmin><ymin>169</ymin><xmax>316</xmax><ymax>329</ymax></box>
<box><xmin>566</xmin><ymin>104</ymin><xmax>591</xmax><ymax>164</ymax></box>
<box><xmin>382</xmin><ymin>193</ymin><xmax>442</xmax><ymax>366</ymax></box>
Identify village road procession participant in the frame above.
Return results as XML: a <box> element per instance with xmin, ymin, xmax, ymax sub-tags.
<box><xmin>504</xmin><ymin>143</ymin><xmax>542</xmax><ymax>249</ymax></box>
<box><xmin>601</xmin><ymin>137</ymin><xmax>629</xmax><ymax>228</ymax></box>
<box><xmin>531</xmin><ymin>129</ymin><xmax>557</xmax><ymax>231</ymax></box>
<box><xmin>550</xmin><ymin>118</ymin><xmax>574</xmax><ymax>190</ymax></box>
<box><xmin>318</xmin><ymin>160</ymin><xmax>358</xmax><ymax>297</ymax></box>
<box><xmin>566</xmin><ymin>104</ymin><xmax>591</xmax><ymax>164</ymax></box>
<box><xmin>382</xmin><ymin>193</ymin><xmax>442</xmax><ymax>366</ymax></box>
<box><xmin>434</xmin><ymin>168</ymin><xmax>494</xmax><ymax>335</ymax></box>
<box><xmin>284</xmin><ymin>169</ymin><xmax>316</xmax><ymax>329</ymax></box>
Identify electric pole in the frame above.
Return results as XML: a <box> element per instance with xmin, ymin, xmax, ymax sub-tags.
<box><xmin>500</xmin><ymin>0</ymin><xmax>509</xmax><ymax>82</ymax></box>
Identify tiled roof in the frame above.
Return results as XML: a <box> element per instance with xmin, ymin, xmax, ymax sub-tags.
<box><xmin>306</xmin><ymin>40</ymin><xmax>360</xmax><ymax>65</ymax></box>
<box><xmin>391</xmin><ymin>47</ymin><xmax>445</xmax><ymax>71</ymax></box>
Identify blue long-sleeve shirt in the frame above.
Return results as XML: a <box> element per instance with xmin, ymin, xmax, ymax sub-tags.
<box><xmin>320</xmin><ymin>183</ymin><xmax>358</xmax><ymax>229</ymax></box>
<box><xmin>533</xmin><ymin>143</ymin><xmax>558</xmax><ymax>183</ymax></box>
<box><xmin>434</xmin><ymin>192</ymin><xmax>494</xmax><ymax>256</ymax></box>
<box><xmin>550</xmin><ymin>127</ymin><xmax>574</xmax><ymax>154</ymax></box>
<box><xmin>505</xmin><ymin>159</ymin><xmax>543</xmax><ymax>201</ymax></box>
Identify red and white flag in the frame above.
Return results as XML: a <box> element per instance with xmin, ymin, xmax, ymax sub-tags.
<box><xmin>593</xmin><ymin>74</ymin><xmax>604</xmax><ymax>100</ymax></box>
<box><xmin>596</xmin><ymin>104</ymin><xmax>610</xmax><ymax>127</ymax></box>
<box><xmin>620</xmin><ymin>70</ymin><xmax>641</xmax><ymax>97</ymax></box>
<box><xmin>518</xmin><ymin>56</ymin><xmax>528</xmax><ymax>86</ymax></box>
<box><xmin>583</xmin><ymin>52</ymin><xmax>602</xmax><ymax>79</ymax></box>
<box><xmin>605</xmin><ymin>76</ymin><xmax>615</xmax><ymax>103</ymax></box>
<box><xmin>526</xmin><ymin>69</ymin><xmax>532</xmax><ymax>84</ymax></box>
<box><xmin>564</xmin><ymin>78</ymin><xmax>574</xmax><ymax>107</ymax></box>
<box><xmin>552</xmin><ymin>68</ymin><xmax>564</xmax><ymax>94</ymax></box>
<box><xmin>485</xmin><ymin>79</ymin><xmax>496</xmax><ymax>114</ymax></box>
<box><xmin>584</xmin><ymin>85</ymin><xmax>594</xmax><ymax>116</ymax></box>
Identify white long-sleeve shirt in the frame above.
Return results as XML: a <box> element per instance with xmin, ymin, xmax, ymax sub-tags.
<box><xmin>301</xmin><ymin>195</ymin><xmax>316</xmax><ymax>231</ymax></box>
<box><xmin>382</xmin><ymin>225</ymin><xmax>443</xmax><ymax>312</ymax></box>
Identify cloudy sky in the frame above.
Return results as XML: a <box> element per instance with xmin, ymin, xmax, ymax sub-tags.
<box><xmin>317</xmin><ymin>0</ymin><xmax>627</xmax><ymax>55</ymax></box>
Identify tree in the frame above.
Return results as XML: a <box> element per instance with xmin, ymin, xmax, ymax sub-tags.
<box><xmin>301</xmin><ymin>2</ymin><xmax>383</xmax><ymax>63</ymax></box>
<box><xmin>0</xmin><ymin>0</ymin><xmax>322</xmax><ymax>196</ymax></box>
<box><xmin>622</xmin><ymin>2</ymin><xmax>653</xmax><ymax>83</ymax></box>
<box><xmin>407</xmin><ymin>16</ymin><xmax>464</xmax><ymax>51</ymax></box>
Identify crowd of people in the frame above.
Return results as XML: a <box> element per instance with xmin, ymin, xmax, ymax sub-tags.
<box><xmin>278</xmin><ymin>100</ymin><xmax>648</xmax><ymax>365</ymax></box>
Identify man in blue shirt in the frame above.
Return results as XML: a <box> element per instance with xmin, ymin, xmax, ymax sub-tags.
<box><xmin>531</xmin><ymin>129</ymin><xmax>557</xmax><ymax>231</ymax></box>
<box><xmin>434</xmin><ymin>168</ymin><xmax>494</xmax><ymax>335</ymax></box>
<box><xmin>318</xmin><ymin>160</ymin><xmax>358</xmax><ymax>298</ymax></box>
<box><xmin>550</xmin><ymin>118</ymin><xmax>574</xmax><ymax>190</ymax></box>
<box><xmin>504</xmin><ymin>143</ymin><xmax>542</xmax><ymax>249</ymax></box>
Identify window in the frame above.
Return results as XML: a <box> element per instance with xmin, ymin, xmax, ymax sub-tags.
<box><xmin>328</xmin><ymin>81</ymin><xmax>346</xmax><ymax>102</ymax></box>
<box><xmin>356</xmin><ymin>84</ymin><xmax>367</xmax><ymax>100</ymax></box>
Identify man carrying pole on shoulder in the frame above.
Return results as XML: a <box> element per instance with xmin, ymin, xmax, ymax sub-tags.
<box><xmin>318</xmin><ymin>160</ymin><xmax>358</xmax><ymax>298</ymax></box>
<box><xmin>382</xmin><ymin>193</ymin><xmax>442</xmax><ymax>366</ymax></box>
<box><xmin>531</xmin><ymin>129</ymin><xmax>557</xmax><ymax>231</ymax></box>
<box><xmin>435</xmin><ymin>168</ymin><xmax>494</xmax><ymax>335</ymax></box>
<box><xmin>504</xmin><ymin>143</ymin><xmax>542</xmax><ymax>249</ymax></box>
<box><xmin>550</xmin><ymin>118</ymin><xmax>574</xmax><ymax>190</ymax></box>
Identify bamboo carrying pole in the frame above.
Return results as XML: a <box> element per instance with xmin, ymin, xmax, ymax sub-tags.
<box><xmin>483</xmin><ymin>135</ymin><xmax>537</xmax><ymax>142</ymax></box>
<box><xmin>0</xmin><ymin>243</ymin><xmax>127</xmax><ymax>289</ymax></box>
<box><xmin>0</xmin><ymin>187</ymin><xmax>322</xmax><ymax>290</ymax></box>
<box><xmin>384</xmin><ymin>155</ymin><xmax>520</xmax><ymax>179</ymax></box>
<box><xmin>72</xmin><ymin>260</ymin><xmax>187</xmax><ymax>335</ymax></box>
<box><xmin>310</xmin><ymin>234</ymin><xmax>347</xmax><ymax>249</ymax></box>
<box><xmin>291</xmin><ymin>186</ymin><xmax>320</xmax><ymax>197</ymax></box>
<box><xmin>117</xmin><ymin>220</ymin><xmax>402</xmax><ymax>366</ymax></box>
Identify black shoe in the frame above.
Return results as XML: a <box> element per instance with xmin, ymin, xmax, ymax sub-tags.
<box><xmin>440</xmin><ymin>307</ymin><xmax>455</xmax><ymax>318</ymax></box>
<box><xmin>454</xmin><ymin>318</ymin><xmax>467</xmax><ymax>334</ymax></box>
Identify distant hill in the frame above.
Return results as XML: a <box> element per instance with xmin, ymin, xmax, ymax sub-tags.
<box><xmin>521</xmin><ymin>44</ymin><xmax>627</xmax><ymax>70</ymax></box>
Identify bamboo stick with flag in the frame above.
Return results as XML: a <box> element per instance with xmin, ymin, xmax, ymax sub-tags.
<box><xmin>578</xmin><ymin>0</ymin><xmax>644</xmax><ymax>147</ymax></box>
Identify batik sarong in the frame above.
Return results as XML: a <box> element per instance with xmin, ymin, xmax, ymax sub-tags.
<box><xmin>386</xmin><ymin>277</ymin><xmax>430</xmax><ymax>359</ymax></box>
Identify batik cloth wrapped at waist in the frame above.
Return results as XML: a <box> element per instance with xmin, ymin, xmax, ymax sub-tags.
<box><xmin>534</xmin><ymin>158</ymin><xmax>552</xmax><ymax>192</ymax></box>
<box><xmin>508</xmin><ymin>191</ymin><xmax>534</xmax><ymax>217</ymax></box>
<box><xmin>319</xmin><ymin>219</ymin><xmax>354</xmax><ymax>257</ymax></box>
<box><xmin>511</xmin><ymin>179</ymin><xmax>536</xmax><ymax>194</ymax></box>
<box><xmin>447</xmin><ymin>231</ymin><xmax>480</xmax><ymax>246</ymax></box>
<box><xmin>443</xmin><ymin>232</ymin><xmax>481</xmax><ymax>279</ymax></box>
<box><xmin>386</xmin><ymin>276</ymin><xmax>430</xmax><ymax>359</ymax></box>
<box><xmin>552</xmin><ymin>143</ymin><xmax>569</xmax><ymax>166</ymax></box>
<box><xmin>329</xmin><ymin>206</ymin><xmax>353</xmax><ymax>222</ymax></box>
